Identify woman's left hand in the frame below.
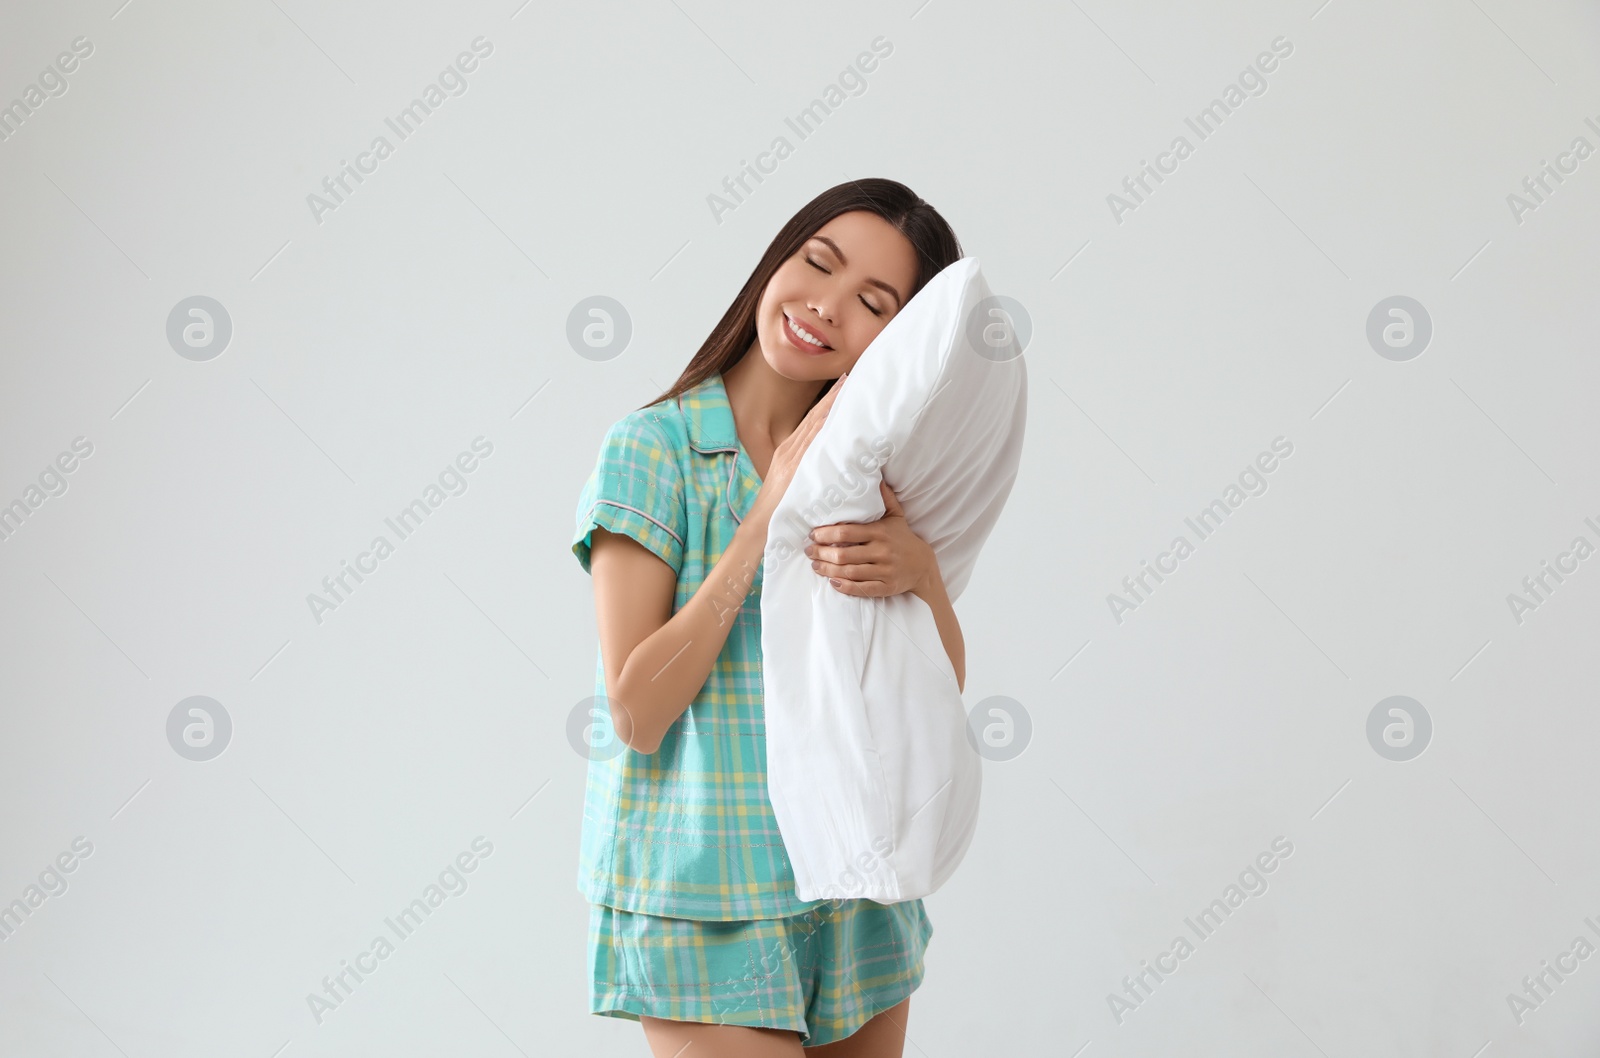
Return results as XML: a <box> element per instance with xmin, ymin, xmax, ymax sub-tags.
<box><xmin>805</xmin><ymin>481</ymin><xmax>937</xmax><ymax>598</ymax></box>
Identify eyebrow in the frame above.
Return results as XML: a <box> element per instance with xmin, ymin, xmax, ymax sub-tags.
<box><xmin>811</xmin><ymin>235</ymin><xmax>904</xmax><ymax>310</ymax></box>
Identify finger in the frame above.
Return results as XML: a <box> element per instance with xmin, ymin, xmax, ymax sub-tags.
<box><xmin>817</xmin><ymin>376</ymin><xmax>846</xmax><ymax>410</ymax></box>
<box><xmin>811</xmin><ymin>523</ymin><xmax>876</xmax><ymax>545</ymax></box>
<box><xmin>799</xmin><ymin>392</ymin><xmax>836</xmax><ymax>437</ymax></box>
<box><xmin>811</xmin><ymin>556</ymin><xmax>876</xmax><ymax>580</ymax></box>
<box><xmin>813</xmin><ymin>377</ymin><xmax>846</xmax><ymax>415</ymax></box>
<box><xmin>811</xmin><ymin>541</ymin><xmax>884</xmax><ymax>566</ymax></box>
<box><xmin>795</xmin><ymin>389</ymin><xmax>838</xmax><ymax>437</ymax></box>
<box><xmin>781</xmin><ymin>409</ymin><xmax>827</xmax><ymax>461</ymax></box>
<box><xmin>791</xmin><ymin>377</ymin><xmax>847</xmax><ymax>453</ymax></box>
<box><xmin>826</xmin><ymin>575</ymin><xmax>888</xmax><ymax>597</ymax></box>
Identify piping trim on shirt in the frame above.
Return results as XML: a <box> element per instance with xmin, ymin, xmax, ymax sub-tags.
<box><xmin>588</xmin><ymin>499</ymin><xmax>686</xmax><ymax>547</ymax></box>
<box><xmin>676</xmin><ymin>379</ymin><xmax>759</xmax><ymax>527</ymax></box>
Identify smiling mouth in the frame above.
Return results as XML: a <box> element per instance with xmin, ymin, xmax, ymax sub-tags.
<box><xmin>784</xmin><ymin>312</ymin><xmax>832</xmax><ymax>350</ymax></box>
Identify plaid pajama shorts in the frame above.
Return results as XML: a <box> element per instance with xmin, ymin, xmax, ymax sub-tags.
<box><xmin>588</xmin><ymin>897</ymin><xmax>933</xmax><ymax>1047</ymax></box>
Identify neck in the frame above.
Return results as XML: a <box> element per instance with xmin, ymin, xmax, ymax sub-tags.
<box><xmin>720</xmin><ymin>342</ymin><xmax>828</xmax><ymax>448</ymax></box>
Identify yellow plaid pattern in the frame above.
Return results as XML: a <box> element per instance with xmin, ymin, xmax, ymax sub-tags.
<box><xmin>587</xmin><ymin>897</ymin><xmax>932</xmax><ymax>1044</ymax></box>
<box><xmin>571</xmin><ymin>372</ymin><xmax>830</xmax><ymax>920</ymax></box>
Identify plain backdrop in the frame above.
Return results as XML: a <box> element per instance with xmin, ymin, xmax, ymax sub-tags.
<box><xmin>1</xmin><ymin>1</ymin><xmax>1598</xmax><ymax>1055</ymax></box>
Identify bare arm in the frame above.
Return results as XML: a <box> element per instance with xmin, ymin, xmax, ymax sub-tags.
<box><xmin>806</xmin><ymin>479</ymin><xmax>966</xmax><ymax>694</ymax></box>
<box><xmin>586</xmin><ymin>378</ymin><xmax>847</xmax><ymax>754</ymax></box>
<box><xmin>589</xmin><ymin>515</ymin><xmax>769</xmax><ymax>754</ymax></box>
<box><xmin>912</xmin><ymin>560</ymin><xmax>965</xmax><ymax>694</ymax></box>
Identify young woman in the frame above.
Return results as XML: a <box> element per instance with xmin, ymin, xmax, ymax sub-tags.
<box><xmin>570</xmin><ymin>178</ymin><xmax>968</xmax><ymax>1056</ymax></box>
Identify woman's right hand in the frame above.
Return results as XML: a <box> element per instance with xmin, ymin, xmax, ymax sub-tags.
<box><xmin>745</xmin><ymin>373</ymin><xmax>847</xmax><ymax>531</ymax></box>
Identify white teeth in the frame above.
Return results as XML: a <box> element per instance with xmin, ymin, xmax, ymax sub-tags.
<box><xmin>787</xmin><ymin>315</ymin><xmax>827</xmax><ymax>347</ymax></box>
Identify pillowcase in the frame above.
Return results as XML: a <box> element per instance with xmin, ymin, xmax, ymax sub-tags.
<box><xmin>761</xmin><ymin>256</ymin><xmax>1028</xmax><ymax>903</ymax></box>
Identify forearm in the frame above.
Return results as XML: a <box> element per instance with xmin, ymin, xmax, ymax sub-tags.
<box><xmin>912</xmin><ymin>557</ymin><xmax>965</xmax><ymax>694</ymax></box>
<box><xmin>611</xmin><ymin>515</ymin><xmax>770</xmax><ymax>753</ymax></box>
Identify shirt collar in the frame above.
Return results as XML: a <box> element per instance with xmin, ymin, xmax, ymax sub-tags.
<box><xmin>676</xmin><ymin>371</ymin><xmax>764</xmax><ymax>532</ymax></box>
<box><xmin>678</xmin><ymin>371</ymin><xmax>741</xmax><ymax>453</ymax></box>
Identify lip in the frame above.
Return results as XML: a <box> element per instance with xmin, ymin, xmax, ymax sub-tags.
<box><xmin>782</xmin><ymin>311</ymin><xmax>833</xmax><ymax>354</ymax></box>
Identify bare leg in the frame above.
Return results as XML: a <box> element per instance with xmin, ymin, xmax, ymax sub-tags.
<box><xmin>805</xmin><ymin>997</ymin><xmax>911</xmax><ymax>1058</ymax></box>
<box><xmin>640</xmin><ymin>1016</ymin><xmax>805</xmax><ymax>1057</ymax></box>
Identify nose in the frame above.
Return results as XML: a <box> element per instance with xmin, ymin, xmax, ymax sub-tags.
<box><xmin>807</xmin><ymin>297</ymin><xmax>837</xmax><ymax>327</ymax></box>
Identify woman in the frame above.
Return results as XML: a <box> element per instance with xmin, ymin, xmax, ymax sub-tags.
<box><xmin>571</xmin><ymin>178</ymin><xmax>968</xmax><ymax>1056</ymax></box>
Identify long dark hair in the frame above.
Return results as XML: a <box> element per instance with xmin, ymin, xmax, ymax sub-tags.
<box><xmin>638</xmin><ymin>178</ymin><xmax>963</xmax><ymax>412</ymax></box>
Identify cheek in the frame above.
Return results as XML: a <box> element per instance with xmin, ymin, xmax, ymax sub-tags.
<box><xmin>756</xmin><ymin>294</ymin><xmax>782</xmax><ymax>340</ymax></box>
<box><xmin>850</xmin><ymin>319</ymin><xmax>889</xmax><ymax>356</ymax></box>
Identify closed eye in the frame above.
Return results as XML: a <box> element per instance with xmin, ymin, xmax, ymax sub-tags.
<box><xmin>806</xmin><ymin>256</ymin><xmax>885</xmax><ymax>317</ymax></box>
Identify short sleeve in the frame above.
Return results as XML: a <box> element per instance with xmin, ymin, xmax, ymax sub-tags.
<box><xmin>571</xmin><ymin>413</ymin><xmax>686</xmax><ymax>576</ymax></box>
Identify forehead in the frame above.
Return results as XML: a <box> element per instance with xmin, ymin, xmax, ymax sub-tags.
<box><xmin>808</xmin><ymin>211</ymin><xmax>918</xmax><ymax>286</ymax></box>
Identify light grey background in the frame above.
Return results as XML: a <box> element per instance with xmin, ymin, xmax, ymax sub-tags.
<box><xmin>2</xmin><ymin>0</ymin><xmax>1598</xmax><ymax>1055</ymax></box>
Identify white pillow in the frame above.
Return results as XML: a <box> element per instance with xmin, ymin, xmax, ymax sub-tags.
<box><xmin>761</xmin><ymin>256</ymin><xmax>1028</xmax><ymax>903</ymax></box>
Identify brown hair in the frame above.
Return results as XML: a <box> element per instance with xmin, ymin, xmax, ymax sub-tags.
<box><xmin>637</xmin><ymin>177</ymin><xmax>963</xmax><ymax>412</ymax></box>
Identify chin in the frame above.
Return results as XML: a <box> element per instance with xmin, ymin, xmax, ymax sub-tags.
<box><xmin>762</xmin><ymin>331</ymin><xmax>841</xmax><ymax>380</ymax></box>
